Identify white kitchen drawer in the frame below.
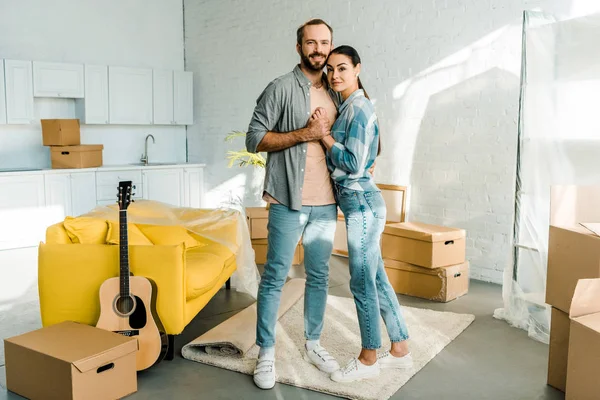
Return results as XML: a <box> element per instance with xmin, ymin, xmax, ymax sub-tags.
<box><xmin>97</xmin><ymin>183</ymin><xmax>143</xmax><ymax>201</ymax></box>
<box><xmin>96</xmin><ymin>170</ymin><xmax>142</xmax><ymax>186</ymax></box>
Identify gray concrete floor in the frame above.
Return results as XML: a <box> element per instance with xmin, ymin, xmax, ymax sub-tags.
<box><xmin>0</xmin><ymin>255</ymin><xmax>564</xmax><ymax>399</ymax></box>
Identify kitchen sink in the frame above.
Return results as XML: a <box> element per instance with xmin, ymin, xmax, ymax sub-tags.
<box><xmin>129</xmin><ymin>162</ymin><xmax>179</xmax><ymax>166</ymax></box>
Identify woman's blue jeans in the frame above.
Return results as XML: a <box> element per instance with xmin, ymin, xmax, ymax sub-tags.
<box><xmin>336</xmin><ymin>185</ymin><xmax>410</xmax><ymax>349</ymax></box>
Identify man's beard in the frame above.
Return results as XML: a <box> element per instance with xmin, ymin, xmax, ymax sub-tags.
<box><xmin>301</xmin><ymin>51</ymin><xmax>327</xmax><ymax>71</ymax></box>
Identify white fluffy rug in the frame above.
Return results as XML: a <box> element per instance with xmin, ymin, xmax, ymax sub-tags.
<box><xmin>182</xmin><ymin>279</ymin><xmax>475</xmax><ymax>400</ymax></box>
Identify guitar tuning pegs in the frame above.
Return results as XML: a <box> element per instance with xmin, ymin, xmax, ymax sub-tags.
<box><xmin>132</xmin><ymin>199</ymin><xmax>135</xmax><ymax>203</ymax></box>
<box><xmin>133</xmin><ymin>185</ymin><xmax>136</xmax><ymax>189</ymax></box>
<box><xmin>132</xmin><ymin>193</ymin><xmax>136</xmax><ymax>196</ymax></box>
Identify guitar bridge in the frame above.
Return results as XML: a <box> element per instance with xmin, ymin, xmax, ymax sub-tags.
<box><xmin>114</xmin><ymin>329</ymin><xmax>140</xmax><ymax>337</ymax></box>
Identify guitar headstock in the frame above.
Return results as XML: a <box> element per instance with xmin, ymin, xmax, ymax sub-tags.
<box><xmin>117</xmin><ymin>181</ymin><xmax>136</xmax><ymax>210</ymax></box>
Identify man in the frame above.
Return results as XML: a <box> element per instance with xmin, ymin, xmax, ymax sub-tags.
<box><xmin>245</xmin><ymin>18</ymin><xmax>341</xmax><ymax>389</ymax></box>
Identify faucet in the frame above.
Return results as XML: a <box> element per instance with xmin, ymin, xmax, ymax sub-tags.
<box><xmin>140</xmin><ymin>134</ymin><xmax>155</xmax><ymax>165</ymax></box>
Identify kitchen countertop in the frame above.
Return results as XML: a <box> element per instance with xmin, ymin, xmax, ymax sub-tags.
<box><xmin>0</xmin><ymin>162</ymin><xmax>207</xmax><ymax>175</ymax></box>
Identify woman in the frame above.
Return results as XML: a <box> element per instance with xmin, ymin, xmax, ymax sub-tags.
<box><xmin>316</xmin><ymin>45</ymin><xmax>413</xmax><ymax>383</ymax></box>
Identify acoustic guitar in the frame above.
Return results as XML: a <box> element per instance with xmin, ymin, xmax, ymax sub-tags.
<box><xmin>96</xmin><ymin>180</ymin><xmax>169</xmax><ymax>371</ymax></box>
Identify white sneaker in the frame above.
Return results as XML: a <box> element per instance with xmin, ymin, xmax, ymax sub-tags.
<box><xmin>330</xmin><ymin>357</ymin><xmax>380</xmax><ymax>383</ymax></box>
<box><xmin>378</xmin><ymin>351</ymin><xmax>413</xmax><ymax>369</ymax></box>
<box><xmin>303</xmin><ymin>344</ymin><xmax>340</xmax><ymax>373</ymax></box>
<box><xmin>253</xmin><ymin>355</ymin><xmax>276</xmax><ymax>389</ymax></box>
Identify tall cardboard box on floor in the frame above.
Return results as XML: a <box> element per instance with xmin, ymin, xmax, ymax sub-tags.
<box><xmin>384</xmin><ymin>258</ymin><xmax>469</xmax><ymax>302</ymax></box>
<box><xmin>547</xmin><ymin>307</ymin><xmax>570</xmax><ymax>392</ymax></box>
<box><xmin>382</xmin><ymin>222</ymin><xmax>466</xmax><ymax>268</ymax></box>
<box><xmin>4</xmin><ymin>320</ymin><xmax>138</xmax><ymax>400</ymax></box>
<box><xmin>545</xmin><ymin>186</ymin><xmax>600</xmax><ymax>392</ymax></box>
<box><xmin>564</xmin><ymin>278</ymin><xmax>600</xmax><ymax>400</ymax></box>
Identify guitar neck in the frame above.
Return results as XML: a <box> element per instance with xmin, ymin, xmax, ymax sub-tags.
<box><xmin>119</xmin><ymin>209</ymin><xmax>130</xmax><ymax>298</ymax></box>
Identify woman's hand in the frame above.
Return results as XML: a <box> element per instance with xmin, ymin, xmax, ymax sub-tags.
<box><xmin>321</xmin><ymin>134</ymin><xmax>335</xmax><ymax>151</ymax></box>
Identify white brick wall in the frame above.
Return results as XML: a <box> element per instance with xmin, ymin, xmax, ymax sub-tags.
<box><xmin>184</xmin><ymin>0</ymin><xmax>575</xmax><ymax>283</ymax></box>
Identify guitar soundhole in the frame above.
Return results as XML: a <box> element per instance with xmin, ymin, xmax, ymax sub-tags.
<box><xmin>129</xmin><ymin>295</ymin><xmax>147</xmax><ymax>329</ymax></box>
<box><xmin>114</xmin><ymin>295</ymin><xmax>136</xmax><ymax>317</ymax></box>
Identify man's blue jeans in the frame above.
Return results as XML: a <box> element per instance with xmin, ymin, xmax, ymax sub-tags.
<box><xmin>336</xmin><ymin>185</ymin><xmax>410</xmax><ymax>349</ymax></box>
<box><xmin>256</xmin><ymin>203</ymin><xmax>337</xmax><ymax>348</ymax></box>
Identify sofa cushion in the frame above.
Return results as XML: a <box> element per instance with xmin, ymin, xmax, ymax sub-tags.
<box><xmin>106</xmin><ymin>220</ymin><xmax>153</xmax><ymax>245</ymax></box>
<box><xmin>137</xmin><ymin>224</ymin><xmax>204</xmax><ymax>249</ymax></box>
<box><xmin>63</xmin><ymin>216</ymin><xmax>108</xmax><ymax>244</ymax></box>
<box><xmin>186</xmin><ymin>241</ymin><xmax>234</xmax><ymax>301</ymax></box>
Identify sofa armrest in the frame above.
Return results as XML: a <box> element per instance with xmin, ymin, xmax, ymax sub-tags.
<box><xmin>129</xmin><ymin>244</ymin><xmax>187</xmax><ymax>334</ymax></box>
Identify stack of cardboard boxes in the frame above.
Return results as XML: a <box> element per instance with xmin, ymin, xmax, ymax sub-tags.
<box><xmin>246</xmin><ymin>207</ymin><xmax>304</xmax><ymax>265</ymax></box>
<box><xmin>382</xmin><ymin>221</ymin><xmax>470</xmax><ymax>302</ymax></box>
<box><xmin>545</xmin><ymin>185</ymin><xmax>600</xmax><ymax>399</ymax></box>
<box><xmin>41</xmin><ymin>119</ymin><xmax>104</xmax><ymax>169</ymax></box>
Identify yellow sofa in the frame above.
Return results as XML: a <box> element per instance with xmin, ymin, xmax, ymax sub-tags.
<box><xmin>38</xmin><ymin>210</ymin><xmax>238</xmax><ymax>359</ymax></box>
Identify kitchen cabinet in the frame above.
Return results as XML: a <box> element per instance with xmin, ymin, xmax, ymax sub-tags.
<box><xmin>153</xmin><ymin>70</ymin><xmax>175</xmax><ymax>125</ymax></box>
<box><xmin>75</xmin><ymin>65</ymin><xmax>109</xmax><ymax>124</ymax></box>
<box><xmin>108</xmin><ymin>66</ymin><xmax>153</xmax><ymax>124</ymax></box>
<box><xmin>0</xmin><ymin>174</ymin><xmax>46</xmax><ymax>250</ymax></box>
<box><xmin>33</xmin><ymin>61</ymin><xmax>84</xmax><ymax>98</ymax></box>
<box><xmin>44</xmin><ymin>172</ymin><xmax>97</xmax><ymax>225</ymax></box>
<box><xmin>174</xmin><ymin>71</ymin><xmax>194</xmax><ymax>125</ymax></box>
<box><xmin>183</xmin><ymin>166</ymin><xmax>204</xmax><ymax>208</ymax></box>
<box><xmin>0</xmin><ymin>60</ymin><xmax>6</xmax><ymax>124</ymax></box>
<box><xmin>0</xmin><ymin>164</ymin><xmax>205</xmax><ymax>250</ymax></box>
<box><xmin>142</xmin><ymin>168</ymin><xmax>184</xmax><ymax>206</ymax></box>
<box><xmin>153</xmin><ymin>70</ymin><xmax>194</xmax><ymax>125</ymax></box>
<box><xmin>4</xmin><ymin>60</ymin><xmax>34</xmax><ymax>124</ymax></box>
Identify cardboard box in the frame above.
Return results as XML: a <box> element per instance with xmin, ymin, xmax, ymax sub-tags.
<box><xmin>548</xmin><ymin>307</ymin><xmax>570</xmax><ymax>392</ymax></box>
<box><xmin>41</xmin><ymin>119</ymin><xmax>81</xmax><ymax>146</ymax></box>
<box><xmin>565</xmin><ymin>278</ymin><xmax>600</xmax><ymax>399</ymax></box>
<box><xmin>381</xmin><ymin>222</ymin><xmax>466</xmax><ymax>268</ymax></box>
<box><xmin>50</xmin><ymin>144</ymin><xmax>104</xmax><ymax>169</ymax></box>
<box><xmin>4</xmin><ymin>320</ymin><xmax>137</xmax><ymax>400</ymax></box>
<box><xmin>246</xmin><ymin>207</ymin><xmax>269</xmax><ymax>239</ymax></box>
<box><xmin>252</xmin><ymin>238</ymin><xmax>303</xmax><ymax>265</ymax></box>
<box><xmin>546</xmin><ymin>224</ymin><xmax>600</xmax><ymax>314</ymax></box>
<box><xmin>384</xmin><ymin>258</ymin><xmax>469</xmax><ymax>302</ymax></box>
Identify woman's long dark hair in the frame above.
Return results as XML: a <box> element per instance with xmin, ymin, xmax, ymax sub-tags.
<box><xmin>330</xmin><ymin>45</ymin><xmax>380</xmax><ymax>155</ymax></box>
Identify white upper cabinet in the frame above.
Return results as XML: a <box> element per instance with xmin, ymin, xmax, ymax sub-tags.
<box><xmin>4</xmin><ymin>60</ymin><xmax>34</xmax><ymax>125</ymax></box>
<box><xmin>108</xmin><ymin>66</ymin><xmax>153</xmax><ymax>125</ymax></box>
<box><xmin>174</xmin><ymin>71</ymin><xmax>194</xmax><ymax>125</ymax></box>
<box><xmin>153</xmin><ymin>70</ymin><xmax>174</xmax><ymax>125</ymax></box>
<box><xmin>0</xmin><ymin>61</ymin><xmax>6</xmax><ymax>124</ymax></box>
<box><xmin>75</xmin><ymin>65</ymin><xmax>109</xmax><ymax>124</ymax></box>
<box><xmin>33</xmin><ymin>61</ymin><xmax>84</xmax><ymax>98</ymax></box>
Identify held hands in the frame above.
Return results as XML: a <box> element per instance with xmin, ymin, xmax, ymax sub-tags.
<box><xmin>303</xmin><ymin>107</ymin><xmax>330</xmax><ymax>141</ymax></box>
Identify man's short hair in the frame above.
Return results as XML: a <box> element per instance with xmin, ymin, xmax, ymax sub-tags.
<box><xmin>296</xmin><ymin>18</ymin><xmax>333</xmax><ymax>45</ymax></box>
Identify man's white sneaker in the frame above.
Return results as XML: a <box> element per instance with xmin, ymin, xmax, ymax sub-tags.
<box><xmin>377</xmin><ymin>351</ymin><xmax>413</xmax><ymax>369</ymax></box>
<box><xmin>303</xmin><ymin>344</ymin><xmax>340</xmax><ymax>373</ymax></box>
<box><xmin>330</xmin><ymin>357</ymin><xmax>380</xmax><ymax>383</ymax></box>
<box><xmin>253</xmin><ymin>356</ymin><xmax>276</xmax><ymax>389</ymax></box>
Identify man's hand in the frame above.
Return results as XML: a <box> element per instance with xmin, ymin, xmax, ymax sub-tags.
<box><xmin>298</xmin><ymin>107</ymin><xmax>330</xmax><ymax>142</ymax></box>
<box><xmin>254</xmin><ymin>108</ymin><xmax>331</xmax><ymax>152</ymax></box>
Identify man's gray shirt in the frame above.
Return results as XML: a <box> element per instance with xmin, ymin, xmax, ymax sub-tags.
<box><xmin>246</xmin><ymin>65</ymin><xmax>340</xmax><ymax>211</ymax></box>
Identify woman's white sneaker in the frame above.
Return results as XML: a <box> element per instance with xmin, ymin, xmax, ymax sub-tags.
<box><xmin>377</xmin><ymin>351</ymin><xmax>413</xmax><ymax>369</ymax></box>
<box><xmin>330</xmin><ymin>357</ymin><xmax>380</xmax><ymax>383</ymax></box>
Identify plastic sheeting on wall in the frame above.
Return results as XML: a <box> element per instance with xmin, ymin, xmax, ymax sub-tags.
<box><xmin>493</xmin><ymin>10</ymin><xmax>600</xmax><ymax>343</ymax></box>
